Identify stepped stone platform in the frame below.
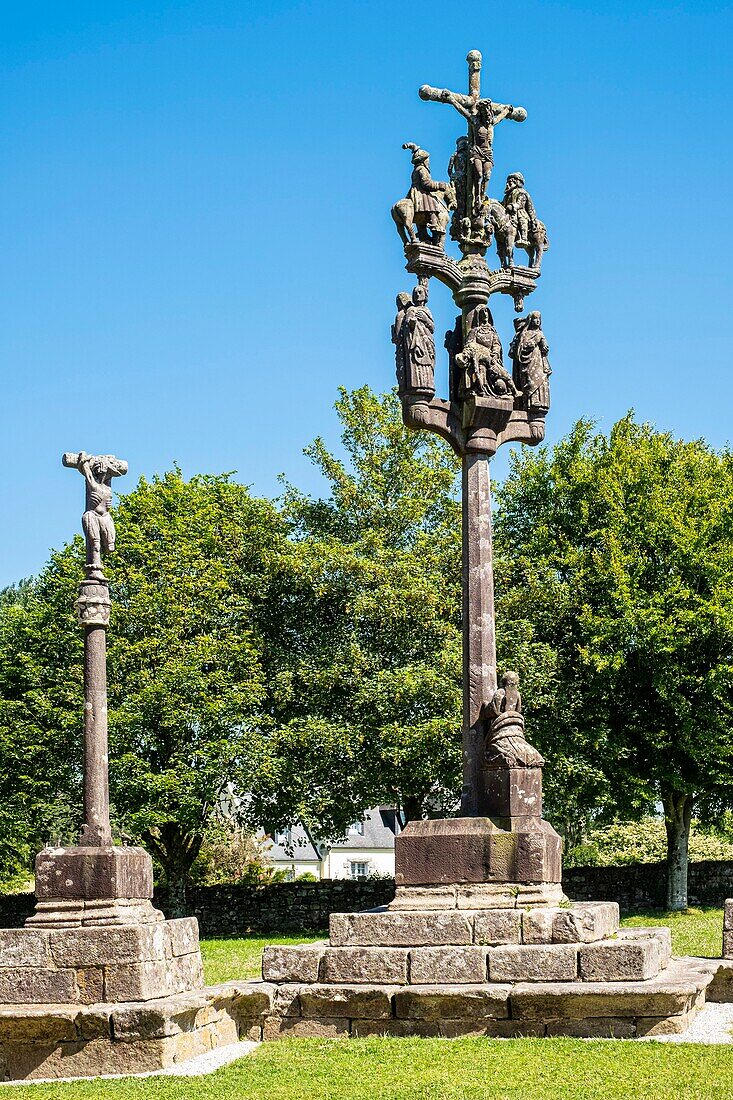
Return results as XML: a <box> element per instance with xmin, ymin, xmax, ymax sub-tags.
<box><xmin>0</xmin><ymin>915</ymin><xmax>261</xmax><ymax>1080</ymax></box>
<box><xmin>256</xmin><ymin>901</ymin><xmax>719</xmax><ymax>1039</ymax></box>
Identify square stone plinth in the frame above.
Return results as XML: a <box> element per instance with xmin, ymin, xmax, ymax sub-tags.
<box><xmin>34</xmin><ymin>846</ymin><xmax>153</xmax><ymax>903</ymax></box>
<box><xmin>394</xmin><ymin>818</ymin><xmax>561</xmax><ymax>887</ymax></box>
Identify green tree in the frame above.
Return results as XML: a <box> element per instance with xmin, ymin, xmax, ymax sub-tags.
<box><xmin>495</xmin><ymin>415</ymin><xmax>733</xmax><ymax>908</ymax></box>
<box><xmin>253</xmin><ymin>387</ymin><xmax>465</xmax><ymax>827</ymax></box>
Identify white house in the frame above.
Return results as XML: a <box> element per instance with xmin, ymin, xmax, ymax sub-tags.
<box><xmin>261</xmin><ymin>807</ymin><xmax>403</xmax><ymax>881</ymax></box>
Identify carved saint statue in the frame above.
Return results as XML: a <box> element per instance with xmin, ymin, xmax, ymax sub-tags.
<box><xmin>509</xmin><ymin>312</ymin><xmax>551</xmax><ymax>413</ymax></box>
<box><xmin>483</xmin><ymin>671</ymin><xmax>544</xmax><ymax>768</ymax></box>
<box><xmin>456</xmin><ymin>307</ymin><xmax>521</xmax><ymax>399</ymax></box>
<box><xmin>392</xmin><ymin>286</ymin><xmax>436</xmax><ymax>398</ymax></box>
<box><xmin>62</xmin><ymin>451</ymin><xmax>128</xmax><ymax>580</ymax></box>
<box><xmin>391</xmin><ymin>145</ymin><xmax>455</xmax><ymax>248</ymax></box>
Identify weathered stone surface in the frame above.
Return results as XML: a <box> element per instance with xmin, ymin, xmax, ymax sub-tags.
<box><xmin>473</xmin><ymin>909</ymin><xmax>522</xmax><ymax>944</ymax></box>
<box><xmin>394</xmin><ymin>984</ymin><xmax>510</xmax><ymax>1019</ymax></box>
<box><xmin>551</xmin><ymin>903</ymin><xmax>619</xmax><ymax>944</ymax></box>
<box><xmin>389</xmin><ymin>886</ymin><xmax>458</xmax><ymax>911</ymax></box>
<box><xmin>263</xmin><ymin>1015</ymin><xmax>349</xmax><ymax>1040</ymax></box>
<box><xmin>546</xmin><ymin>1016</ymin><xmax>635</xmax><ymax>1038</ymax></box>
<box><xmin>49</xmin><ymin>923</ymin><xmax>171</xmax><ymax>968</ymax></box>
<box><xmin>271</xmin><ymin>983</ymin><xmax>302</xmax><ymax>1017</ymax></box>
<box><xmin>521</xmin><ymin>902</ymin><xmax>618</xmax><ymax>944</ymax></box>
<box><xmin>33</xmin><ymin>846</ymin><xmax>153</xmax><ymax>902</ymax></box>
<box><xmin>0</xmin><ymin>930</ymin><xmax>50</xmax><ymax>968</ymax></box>
<box><xmin>75</xmin><ymin>967</ymin><xmax>105</xmax><ymax>1005</ymax></box>
<box><xmin>456</xmin><ymin>883</ymin><xmax>564</xmax><ymax>910</ymax></box>
<box><xmin>455</xmin><ymin>885</ymin><xmax>518</xmax><ymax>909</ymax></box>
<box><xmin>207</xmin><ymin>979</ymin><xmax>274</xmax><ymax>1020</ymax></box>
<box><xmin>103</xmin><ymin>961</ymin><xmax>177</xmax><ymax>1003</ymax></box>
<box><xmin>76</xmin><ymin>1008</ymin><xmax>112</xmax><ymax>1040</ymax></box>
<box><xmin>395</xmin><ymin>818</ymin><xmax>561</xmax><ymax>887</ymax></box>
<box><xmin>0</xmin><ymin>967</ymin><xmax>76</xmax><ymax>1004</ymax></box>
<box><xmin>409</xmin><ymin>946</ymin><xmax>487</xmax><ymax>984</ymax></box>
<box><xmin>167</xmin><ymin>917</ymin><xmax>200</xmax><ymax>957</ymax></box>
<box><xmin>262</xmin><ymin>944</ymin><xmax>325</xmax><ymax>983</ymax></box>
<box><xmin>724</xmin><ymin>931</ymin><xmax>733</xmax><ymax>959</ymax></box>
<box><xmin>617</xmin><ymin>926</ymin><xmax>671</xmax><ymax>968</ymax></box>
<box><xmin>510</xmin><ymin>959</ymin><xmax>713</xmax><ymax>1019</ymax></box>
<box><xmin>702</xmin><ymin>959</ymin><xmax>733</xmax><ymax>1002</ymax></box>
<box><xmin>725</xmin><ymin>899</ymin><xmax>733</xmax><ymax>932</ymax></box>
<box><xmin>321</xmin><ymin>947</ymin><xmax>409</xmax><ymax>984</ymax></box>
<box><xmin>329</xmin><ymin>911</ymin><xmax>472</xmax><ymax>947</ymax></box>
<box><xmin>483</xmin><ymin>766</ymin><xmax>542</xmax><ymax>819</ymax></box>
<box><xmin>299</xmin><ymin>984</ymin><xmax>395</xmax><ymax>1019</ymax></box>
<box><xmin>352</xmin><ymin>1017</ymin><xmax>545</xmax><ymax>1038</ymax></box>
<box><xmin>489</xmin><ymin>943</ymin><xmax>578</xmax><ymax>982</ymax></box>
<box><xmin>175</xmin><ymin>951</ymin><xmax>204</xmax><ymax>991</ymax></box>
<box><xmin>579</xmin><ymin>938</ymin><xmax>661</xmax><ymax>982</ymax></box>
<box><xmin>0</xmin><ymin>1006</ymin><xmax>78</xmax><ymax>1043</ymax></box>
<box><xmin>635</xmin><ymin>1011</ymin><xmax>696</xmax><ymax>1036</ymax></box>
<box><xmin>110</xmin><ymin>992</ymin><xmax>212</xmax><ymax>1040</ymax></box>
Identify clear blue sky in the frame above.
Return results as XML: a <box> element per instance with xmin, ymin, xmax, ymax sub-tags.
<box><xmin>1</xmin><ymin>1</ymin><xmax>732</xmax><ymax>586</ymax></box>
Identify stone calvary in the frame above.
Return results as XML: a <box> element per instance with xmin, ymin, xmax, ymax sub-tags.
<box><xmin>0</xmin><ymin>51</ymin><xmax>730</xmax><ymax>1083</ymax></box>
<box><xmin>253</xmin><ymin>50</ymin><xmax>724</xmax><ymax>1040</ymax></box>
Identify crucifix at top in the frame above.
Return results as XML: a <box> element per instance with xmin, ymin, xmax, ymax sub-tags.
<box><xmin>419</xmin><ymin>50</ymin><xmax>527</xmax><ymax>216</ymax></box>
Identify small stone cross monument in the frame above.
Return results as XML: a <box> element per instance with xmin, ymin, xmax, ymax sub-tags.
<box><xmin>26</xmin><ymin>451</ymin><xmax>158</xmax><ymax>926</ymax></box>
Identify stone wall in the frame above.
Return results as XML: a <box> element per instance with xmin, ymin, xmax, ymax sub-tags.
<box><xmin>1</xmin><ymin>861</ymin><xmax>731</xmax><ymax>935</ymax></box>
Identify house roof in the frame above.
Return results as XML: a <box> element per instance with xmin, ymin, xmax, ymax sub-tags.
<box><xmin>262</xmin><ymin>807</ymin><xmax>403</xmax><ymax>861</ymax></box>
<box><xmin>328</xmin><ymin>807</ymin><xmax>403</xmax><ymax>851</ymax></box>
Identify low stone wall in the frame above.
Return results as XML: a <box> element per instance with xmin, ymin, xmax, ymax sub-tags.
<box><xmin>563</xmin><ymin>860</ymin><xmax>733</xmax><ymax>911</ymax></box>
<box><xmin>0</xmin><ymin>861</ymin><xmax>730</xmax><ymax>935</ymax></box>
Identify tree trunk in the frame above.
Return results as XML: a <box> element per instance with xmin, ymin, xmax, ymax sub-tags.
<box><xmin>662</xmin><ymin>789</ymin><xmax>693</xmax><ymax>911</ymax></box>
<box><xmin>402</xmin><ymin>795</ymin><xmax>424</xmax><ymax>822</ymax></box>
<box><xmin>142</xmin><ymin>823</ymin><xmax>203</xmax><ymax>919</ymax></box>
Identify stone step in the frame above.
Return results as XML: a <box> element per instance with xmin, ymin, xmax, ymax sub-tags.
<box><xmin>263</xmin><ymin>929</ymin><xmax>664</xmax><ymax>986</ymax></box>
<box><xmin>326</xmin><ymin>903</ymin><xmax>619</xmax><ymax>950</ymax></box>
<box><xmin>256</xmin><ymin>956</ymin><xmax>716</xmax><ymax>1040</ymax></box>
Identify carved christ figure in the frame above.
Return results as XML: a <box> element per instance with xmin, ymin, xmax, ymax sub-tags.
<box><xmin>63</xmin><ymin>452</ymin><xmax>128</xmax><ymax>578</ymax></box>
<box><xmin>438</xmin><ymin>93</ymin><xmax>524</xmax><ymax>214</ymax></box>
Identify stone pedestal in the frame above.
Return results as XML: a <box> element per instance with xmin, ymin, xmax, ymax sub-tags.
<box><xmin>254</xmin><ymin>901</ymin><xmax>717</xmax><ymax>1038</ymax></box>
<box><xmin>28</xmin><ymin>846</ymin><xmax>160</xmax><ymax>928</ymax></box>
<box><xmin>394</xmin><ymin>817</ymin><xmax>562</xmax><ymax>890</ymax></box>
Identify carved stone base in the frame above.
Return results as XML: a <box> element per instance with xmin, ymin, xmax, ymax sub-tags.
<box><xmin>28</xmin><ymin>846</ymin><xmax>161</xmax><ymax>927</ymax></box>
<box><xmin>481</xmin><ymin>766</ymin><xmax>542</xmax><ymax>818</ymax></box>
<box><xmin>394</xmin><ymin>817</ymin><xmax>562</xmax><ymax>887</ymax></box>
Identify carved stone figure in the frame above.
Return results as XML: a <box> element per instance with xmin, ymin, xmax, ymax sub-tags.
<box><xmin>393</xmin><ymin>286</ymin><xmax>436</xmax><ymax>397</ymax></box>
<box><xmin>391</xmin><ymin>145</ymin><xmax>455</xmax><ymax>248</ymax></box>
<box><xmin>420</xmin><ymin>53</ymin><xmax>527</xmax><ymax>216</ymax></box>
<box><xmin>456</xmin><ymin>307</ymin><xmax>521</xmax><ymax>399</ymax></box>
<box><xmin>497</xmin><ymin>173</ymin><xmax>549</xmax><ymax>270</ymax></box>
<box><xmin>483</xmin><ymin>671</ymin><xmax>544</xmax><ymax>768</ymax></box>
<box><xmin>62</xmin><ymin>451</ymin><xmax>128</xmax><ymax>581</ymax></box>
<box><xmin>509</xmin><ymin>312</ymin><xmax>551</xmax><ymax>412</ymax></box>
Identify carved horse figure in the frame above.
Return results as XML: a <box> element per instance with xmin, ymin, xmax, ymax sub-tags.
<box><xmin>391</xmin><ymin>183</ymin><xmax>456</xmax><ymax>247</ymax></box>
<box><xmin>488</xmin><ymin>199</ymin><xmax>549</xmax><ymax>271</ymax></box>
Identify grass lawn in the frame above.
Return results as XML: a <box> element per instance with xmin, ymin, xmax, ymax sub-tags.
<box><xmin>2</xmin><ymin>909</ymin><xmax>729</xmax><ymax>1099</ymax></box>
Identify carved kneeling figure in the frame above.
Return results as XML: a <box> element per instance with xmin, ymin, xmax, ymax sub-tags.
<box><xmin>482</xmin><ymin>670</ymin><xmax>544</xmax><ymax>768</ymax></box>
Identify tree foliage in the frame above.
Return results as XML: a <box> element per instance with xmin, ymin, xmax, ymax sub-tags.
<box><xmin>495</xmin><ymin>414</ymin><xmax>733</xmax><ymax>905</ymax></box>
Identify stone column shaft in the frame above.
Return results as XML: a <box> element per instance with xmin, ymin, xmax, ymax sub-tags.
<box><xmin>82</xmin><ymin>623</ymin><xmax>112</xmax><ymax>846</ymax></box>
<box><xmin>461</xmin><ymin>453</ymin><xmax>497</xmax><ymax>815</ymax></box>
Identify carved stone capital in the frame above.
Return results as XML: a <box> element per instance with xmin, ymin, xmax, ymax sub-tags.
<box><xmin>75</xmin><ymin>581</ymin><xmax>111</xmax><ymax>627</ymax></box>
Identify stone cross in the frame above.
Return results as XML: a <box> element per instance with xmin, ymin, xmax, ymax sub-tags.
<box><xmin>391</xmin><ymin>52</ymin><xmax>550</xmax><ymax>817</ymax></box>
<box><xmin>62</xmin><ymin>451</ymin><xmax>128</xmax><ymax>847</ymax></box>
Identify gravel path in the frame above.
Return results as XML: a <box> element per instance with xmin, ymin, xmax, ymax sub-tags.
<box><xmin>641</xmin><ymin>1002</ymin><xmax>733</xmax><ymax>1045</ymax></box>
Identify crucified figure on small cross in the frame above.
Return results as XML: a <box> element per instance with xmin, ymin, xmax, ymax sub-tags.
<box><xmin>419</xmin><ymin>50</ymin><xmax>527</xmax><ymax>215</ymax></box>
